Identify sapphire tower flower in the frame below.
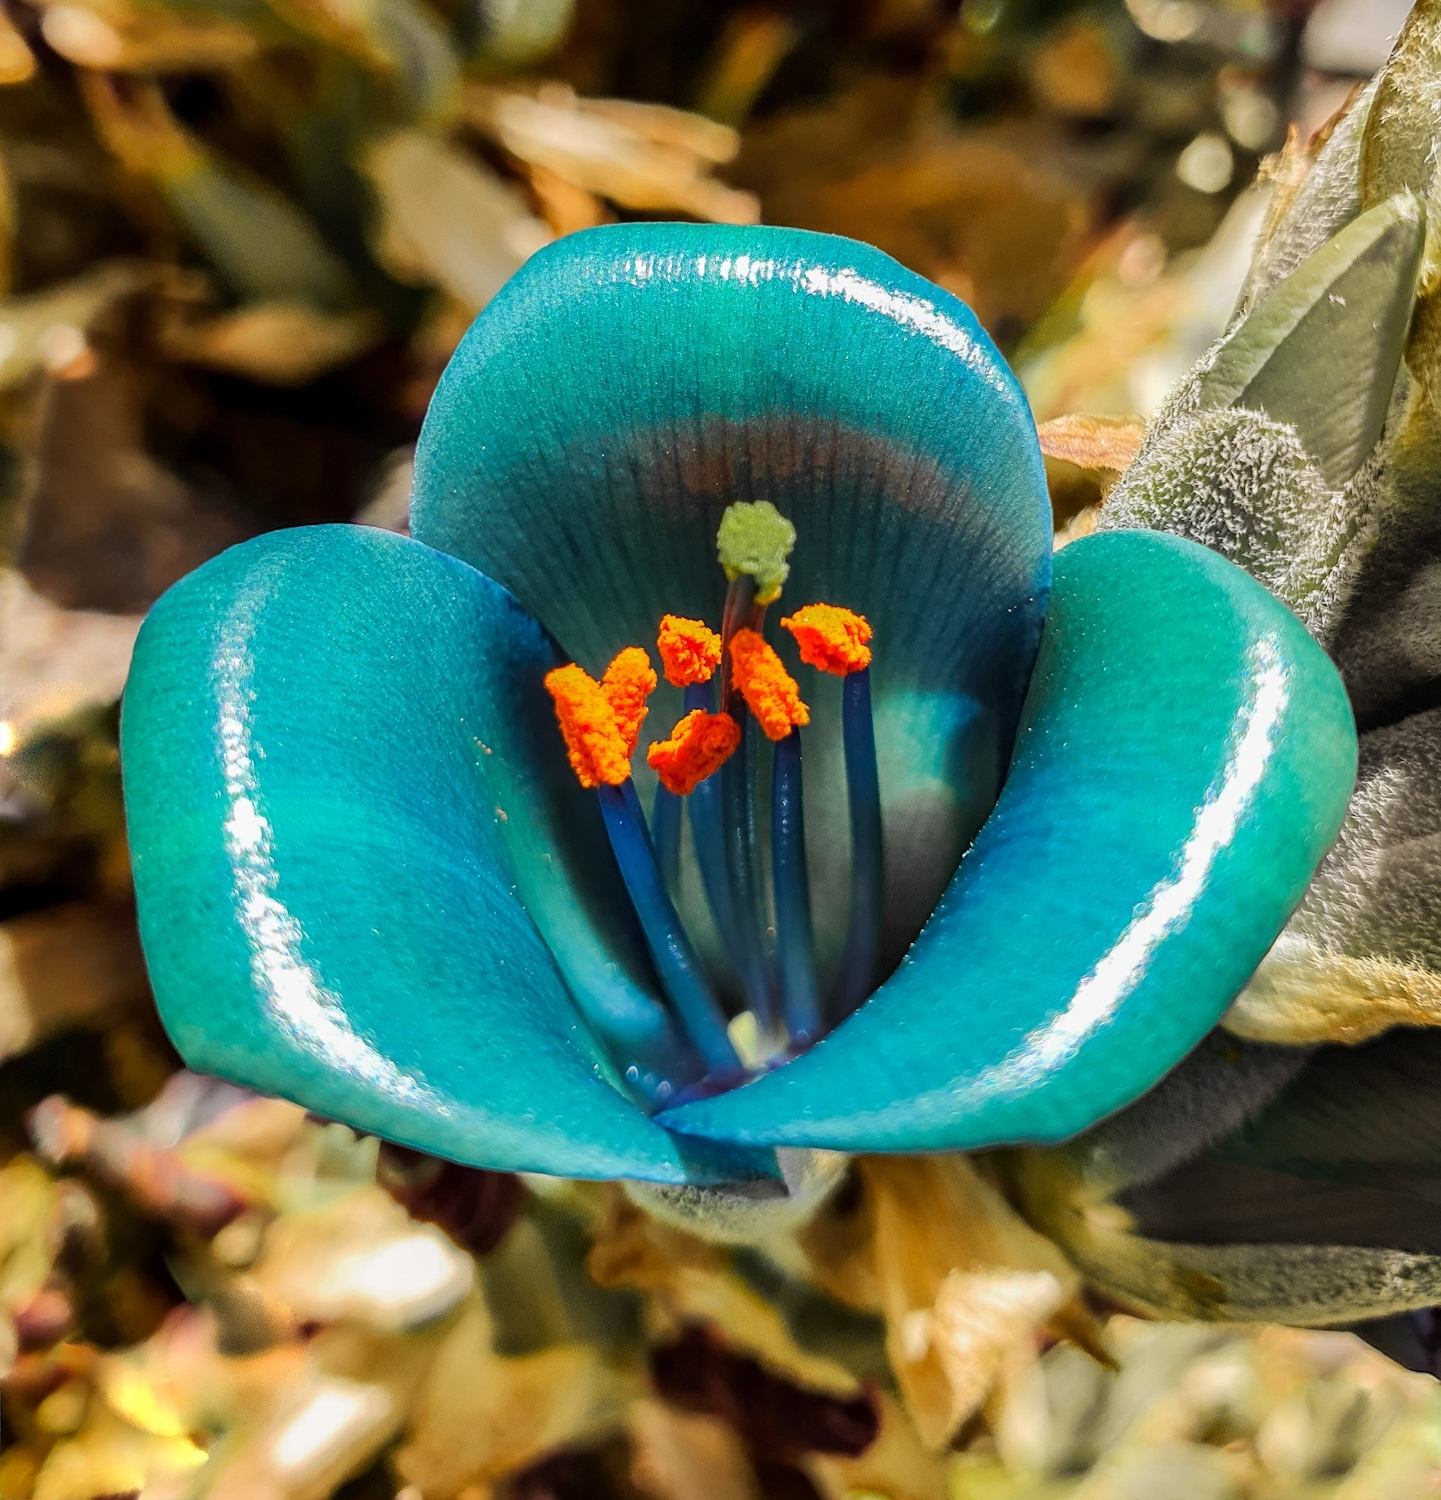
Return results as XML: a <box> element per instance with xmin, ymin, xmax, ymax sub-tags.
<box><xmin>118</xmin><ymin>223</ymin><xmax>1357</xmax><ymax>1186</ymax></box>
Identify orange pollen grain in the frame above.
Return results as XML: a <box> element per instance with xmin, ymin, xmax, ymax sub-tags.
<box><xmin>600</xmin><ymin>646</ymin><xmax>657</xmax><ymax>757</ymax></box>
<box><xmin>729</xmin><ymin>629</ymin><xmax>809</xmax><ymax>741</ymax></box>
<box><xmin>646</xmin><ymin>709</ymin><xmax>741</xmax><ymax>795</ymax></box>
<box><xmin>544</xmin><ymin>664</ymin><xmax>632</xmax><ymax>788</ymax></box>
<box><xmin>780</xmin><ymin>603</ymin><xmax>873</xmax><ymax>676</ymax></box>
<box><xmin>656</xmin><ymin>614</ymin><xmax>723</xmax><ymax>687</ymax></box>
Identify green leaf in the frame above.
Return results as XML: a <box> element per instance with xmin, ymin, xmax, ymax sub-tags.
<box><xmin>164</xmin><ymin>158</ymin><xmax>357</xmax><ymax>310</ymax></box>
<box><xmin>1196</xmin><ymin>193</ymin><xmax>1424</xmax><ymax>491</ymax></box>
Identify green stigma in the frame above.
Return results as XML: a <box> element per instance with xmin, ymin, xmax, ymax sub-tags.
<box><xmin>716</xmin><ymin>501</ymin><xmax>796</xmax><ymax>605</ymax></box>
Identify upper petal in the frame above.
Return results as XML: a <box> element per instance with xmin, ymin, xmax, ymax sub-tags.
<box><xmin>657</xmin><ymin>531</ymin><xmax>1358</xmax><ymax>1152</ymax></box>
<box><xmin>120</xmin><ymin>524</ymin><xmax>771</xmax><ymax>1185</ymax></box>
<box><xmin>410</xmin><ymin>222</ymin><xmax>1051</xmax><ymax>977</ymax></box>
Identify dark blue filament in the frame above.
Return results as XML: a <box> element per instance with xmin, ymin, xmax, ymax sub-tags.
<box><xmin>771</xmin><ymin>727</ymin><xmax>820</xmax><ymax>1046</ymax></box>
<box><xmin>652</xmin><ymin>781</ymin><xmax>682</xmax><ymax>891</ymax></box>
<box><xmin>598</xmin><ymin>781</ymin><xmax>740</xmax><ymax>1074</ymax></box>
<box><xmin>681</xmin><ymin>681</ymin><xmax>743</xmax><ymax>971</ymax></box>
<box><xmin>719</xmin><ymin>718</ymin><xmax>774</xmax><ymax>1026</ymax></box>
<box><xmin>832</xmin><ymin>666</ymin><xmax>883</xmax><ymax>1020</ymax></box>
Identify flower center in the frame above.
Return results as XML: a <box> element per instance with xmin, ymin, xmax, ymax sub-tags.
<box><xmin>543</xmin><ymin>503</ymin><xmax>882</xmax><ymax>1110</ymax></box>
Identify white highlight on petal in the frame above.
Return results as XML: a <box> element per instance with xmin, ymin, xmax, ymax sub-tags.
<box><xmin>611</xmin><ymin>250</ymin><xmax>1010</xmax><ymax>396</ymax></box>
<box><xmin>796</xmin><ymin>265</ymin><xmax>1010</xmax><ymax>396</ymax></box>
<box><xmin>981</xmin><ymin>633</ymin><xmax>1292</xmax><ymax>1090</ymax></box>
<box><xmin>213</xmin><ymin>599</ymin><xmax>435</xmax><ymax>1106</ymax></box>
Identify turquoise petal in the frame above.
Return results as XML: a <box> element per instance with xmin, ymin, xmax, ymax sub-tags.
<box><xmin>411</xmin><ymin>223</ymin><xmax>1051</xmax><ymax>979</ymax></box>
<box><xmin>121</xmin><ymin>524</ymin><xmax>772</xmax><ymax>1185</ymax></box>
<box><xmin>658</xmin><ymin>532</ymin><xmax>1358</xmax><ymax>1152</ymax></box>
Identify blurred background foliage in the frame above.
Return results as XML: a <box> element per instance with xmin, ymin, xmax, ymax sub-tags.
<box><xmin>3</xmin><ymin>1</ymin><xmax>1440</xmax><ymax>1498</ymax></box>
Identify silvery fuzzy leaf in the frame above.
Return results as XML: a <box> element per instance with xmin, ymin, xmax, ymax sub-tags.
<box><xmin>1098</xmin><ymin>406</ymin><xmax>1340</xmax><ymax>633</ymax></box>
<box><xmin>1195</xmin><ymin>193</ymin><xmax>1423</xmax><ymax>492</ymax></box>
<box><xmin>625</xmin><ymin>1149</ymin><xmax>850</xmax><ymax>1251</ymax></box>
<box><xmin>1330</xmin><ymin>304</ymin><xmax>1441</xmax><ymax>729</ymax></box>
<box><xmin>1218</xmin><ymin>1025</ymin><xmax>1441</xmax><ymax>1190</ymax></box>
<box><xmin>1003</xmin><ymin>1018</ymin><xmax>1441</xmax><ymax>1327</ymax></box>
<box><xmin>1010</xmin><ymin>1030</ymin><xmax>1314</xmax><ymax>1204</ymax></box>
<box><xmin>1007</xmin><ymin>1142</ymin><xmax>1441</xmax><ymax>1326</ymax></box>
<box><xmin>1237</xmin><ymin>76</ymin><xmax>1375</xmax><ymax>314</ymax></box>
<box><xmin>1226</xmin><ymin>706</ymin><xmax>1441</xmax><ymax>1045</ymax></box>
<box><xmin>1360</xmin><ymin>0</ymin><xmax>1441</xmax><ymax>212</ymax></box>
<box><xmin>1101</xmin><ymin>195</ymin><xmax>1424</xmax><ymax>639</ymax></box>
<box><xmin>1072</xmin><ymin>1028</ymin><xmax>1441</xmax><ymax>1325</ymax></box>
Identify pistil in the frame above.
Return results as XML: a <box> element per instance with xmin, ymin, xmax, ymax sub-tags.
<box><xmin>714</xmin><ymin>502</ymin><xmax>797</xmax><ymax>1033</ymax></box>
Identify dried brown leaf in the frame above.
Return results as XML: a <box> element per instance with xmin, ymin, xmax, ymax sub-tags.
<box><xmin>28</xmin><ymin>1095</ymin><xmax>247</xmax><ymax>1236</ymax></box>
<box><xmin>463</xmin><ymin>84</ymin><xmax>759</xmax><ymax>224</ymax></box>
<box><xmin>626</xmin><ymin>1396</ymin><xmax>760</xmax><ymax>1500</ymax></box>
<box><xmin>804</xmin><ymin>1391</ymin><xmax>946</xmax><ymax>1500</ymax></box>
<box><xmin>0</xmin><ymin>904</ymin><xmax>146</xmax><ymax>1064</ymax></box>
<box><xmin>156</xmin><ymin>302</ymin><xmax>384</xmax><ymax>387</ymax></box>
<box><xmin>0</xmin><ymin>572</ymin><xmax>141</xmax><ymax>746</ymax></box>
<box><xmin>394</xmin><ymin>1292</ymin><xmax>635</xmax><ymax>1498</ymax></box>
<box><xmin>40</xmin><ymin>2</ymin><xmax>258</xmax><ymax>72</ymax></box>
<box><xmin>588</xmin><ymin>1190</ymin><xmax>859</xmax><ymax>1399</ymax></box>
<box><xmin>31</xmin><ymin>1400</ymin><xmax>207</xmax><ymax>1500</ymax></box>
<box><xmin>1035</xmin><ymin>413</ymin><xmax>1146</xmax><ymax>478</ymax></box>
<box><xmin>247</xmin><ymin>1187</ymin><xmax>474</xmax><ymax>1333</ymax></box>
<box><xmin>800</xmin><ymin>1157</ymin><xmax>1101</xmax><ymax>1449</ymax></box>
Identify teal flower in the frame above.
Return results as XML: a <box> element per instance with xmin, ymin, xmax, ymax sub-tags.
<box><xmin>118</xmin><ymin>223</ymin><xmax>1356</xmax><ymax>1187</ymax></box>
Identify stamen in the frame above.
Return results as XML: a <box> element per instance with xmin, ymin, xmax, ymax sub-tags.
<box><xmin>728</xmin><ymin>629</ymin><xmax>810</xmax><ymax>741</ymax></box>
<box><xmin>648</xmin><ymin>709</ymin><xmax>741</xmax><ymax>796</ymax></box>
<box><xmin>719</xmin><ymin>719</ymin><xmax>774</xmax><ymax>1026</ymax></box>
<box><xmin>778</xmin><ymin>604</ymin><xmax>882</xmax><ymax>1021</ymax></box>
<box><xmin>601</xmin><ymin>646</ymin><xmax>657</xmax><ymax>757</ymax></box>
<box><xmin>543</xmin><ymin>664</ymin><xmax>631</xmax><ymax>788</ymax></box>
<box><xmin>834</xmin><ymin>665</ymin><xmax>883</xmax><ymax>1021</ymax></box>
<box><xmin>771</xmin><ymin>727</ymin><xmax>820</xmax><ymax>1046</ymax></box>
<box><xmin>657</xmin><ymin>615</ymin><xmax>723</xmax><ymax>687</ymax></box>
<box><xmin>682</xmin><ymin>682</ymin><xmax>744</xmax><ymax>974</ymax></box>
<box><xmin>780</xmin><ymin>603</ymin><xmax>873</xmax><ymax>676</ymax></box>
<box><xmin>715</xmin><ymin>500</ymin><xmax>796</xmax><ymax>605</ymax></box>
<box><xmin>652</xmin><ymin>781</ymin><xmax>682</xmax><ymax>892</ymax></box>
<box><xmin>599</xmin><ymin>782</ymin><xmax>741</xmax><ymax>1075</ymax></box>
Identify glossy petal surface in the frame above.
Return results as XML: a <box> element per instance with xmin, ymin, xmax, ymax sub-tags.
<box><xmin>412</xmin><ymin>222</ymin><xmax>1051</xmax><ymax>977</ymax></box>
<box><xmin>659</xmin><ymin>532</ymin><xmax>1358</xmax><ymax>1152</ymax></box>
<box><xmin>121</xmin><ymin>525</ymin><xmax>771</xmax><ymax>1185</ymax></box>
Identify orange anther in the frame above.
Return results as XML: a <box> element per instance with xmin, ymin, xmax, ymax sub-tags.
<box><xmin>601</xmin><ymin>646</ymin><xmax>657</xmax><ymax>757</ymax></box>
<box><xmin>544</xmin><ymin>664</ymin><xmax>632</xmax><ymax>788</ymax></box>
<box><xmin>780</xmin><ymin>603</ymin><xmax>873</xmax><ymax>676</ymax></box>
<box><xmin>657</xmin><ymin>615</ymin><xmax>723</xmax><ymax>687</ymax></box>
<box><xmin>729</xmin><ymin>628</ymin><xmax>809</xmax><ymax>741</ymax></box>
<box><xmin>647</xmin><ymin>709</ymin><xmax>741</xmax><ymax>795</ymax></box>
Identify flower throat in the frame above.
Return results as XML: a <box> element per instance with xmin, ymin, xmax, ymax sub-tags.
<box><xmin>544</xmin><ymin>502</ymin><xmax>882</xmax><ymax>1111</ymax></box>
